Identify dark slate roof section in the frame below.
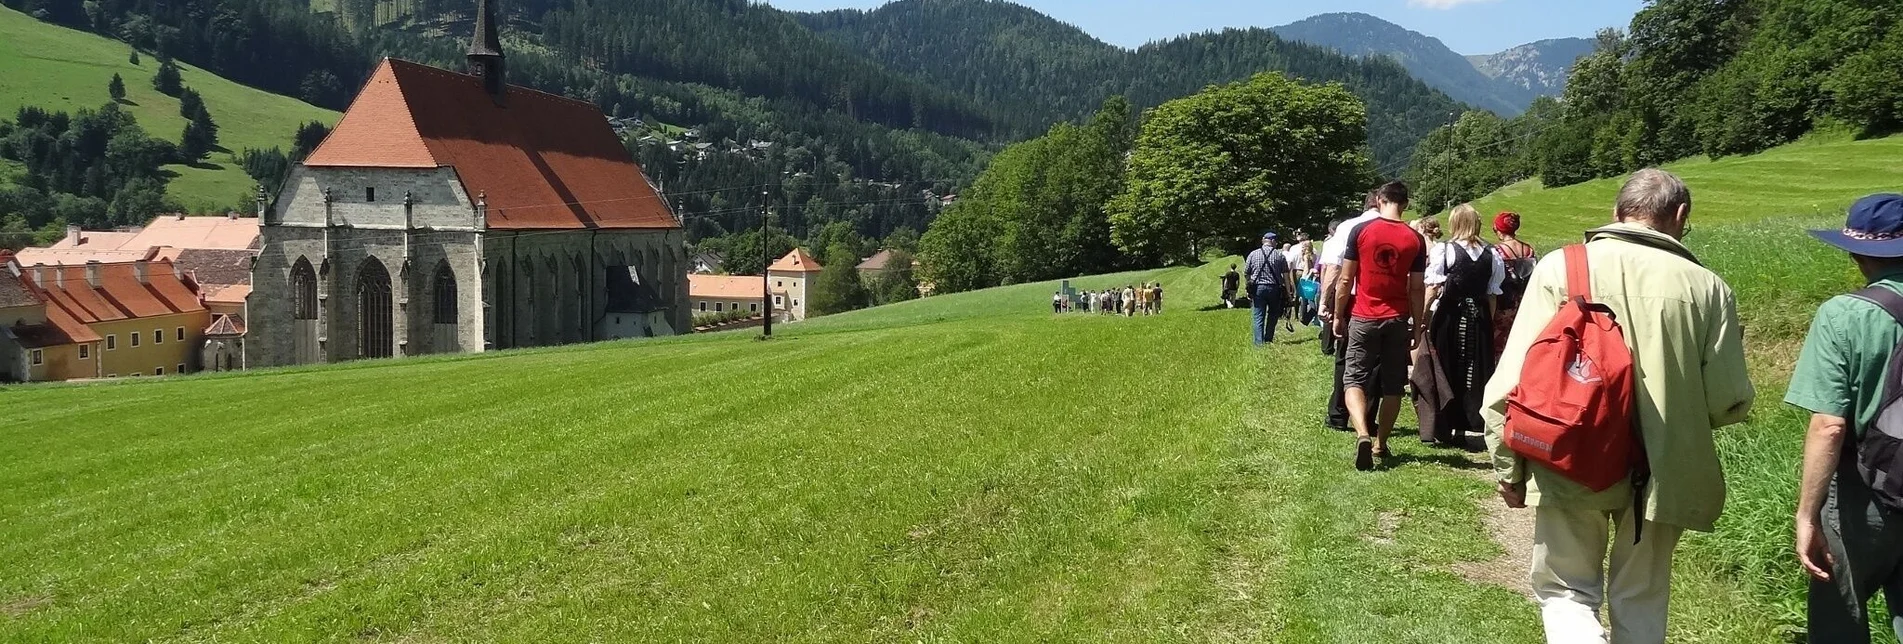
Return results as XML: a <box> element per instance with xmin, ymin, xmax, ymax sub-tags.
<box><xmin>175</xmin><ymin>248</ymin><xmax>256</xmax><ymax>288</ymax></box>
<box><xmin>0</xmin><ymin>268</ymin><xmax>41</xmax><ymax>309</ymax></box>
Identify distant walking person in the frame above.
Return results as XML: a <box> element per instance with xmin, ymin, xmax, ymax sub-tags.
<box><xmin>1244</xmin><ymin>231</ymin><xmax>1295</xmax><ymax>345</ymax></box>
<box><xmin>1052</xmin><ymin>290</ymin><xmax>1064</xmax><ymax>314</ymax></box>
<box><xmin>1122</xmin><ymin>285</ymin><xmax>1137</xmax><ymax>317</ymax></box>
<box><xmin>1413</xmin><ymin>204</ymin><xmax>1504</xmax><ymax>448</ymax></box>
<box><xmin>1333</xmin><ymin>182</ymin><xmax>1426</xmax><ymax>469</ymax></box>
<box><xmin>1152</xmin><ymin>282</ymin><xmax>1164</xmax><ymax>314</ymax></box>
<box><xmin>1483</xmin><ymin>169</ymin><xmax>1754</xmax><ymax>644</ymax></box>
<box><xmin>1788</xmin><ymin>194</ymin><xmax>1903</xmax><ymax>644</ymax></box>
<box><xmin>1221</xmin><ymin>264</ymin><xmax>1241</xmax><ymax>308</ymax></box>
<box><xmin>1492</xmin><ymin>211</ymin><xmax>1537</xmax><ymax>362</ymax></box>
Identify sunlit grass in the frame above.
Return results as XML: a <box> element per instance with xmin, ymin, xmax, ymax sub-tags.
<box><xmin>0</xmin><ymin>6</ymin><xmax>339</xmax><ymax>211</ymax></box>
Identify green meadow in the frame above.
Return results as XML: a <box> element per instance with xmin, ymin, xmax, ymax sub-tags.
<box><xmin>1</xmin><ymin>133</ymin><xmax>1899</xmax><ymax>641</ymax></box>
<box><xmin>0</xmin><ymin>6</ymin><xmax>339</xmax><ymax>211</ymax></box>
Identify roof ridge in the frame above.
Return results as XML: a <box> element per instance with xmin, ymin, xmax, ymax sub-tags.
<box><xmin>384</xmin><ymin>57</ymin><xmax>597</xmax><ymax>110</ymax></box>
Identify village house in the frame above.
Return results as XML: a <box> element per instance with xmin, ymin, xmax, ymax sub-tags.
<box><xmin>247</xmin><ymin>0</ymin><xmax>686</xmax><ymax>367</ymax></box>
<box><xmin>766</xmin><ymin>248</ymin><xmax>822</xmax><ymax>321</ymax></box>
<box><xmin>686</xmin><ymin>274</ymin><xmax>774</xmax><ymax>319</ymax></box>
<box><xmin>0</xmin><ymin>257</ymin><xmax>209</xmax><ymax>381</ymax></box>
<box><xmin>14</xmin><ymin>214</ymin><xmax>262</xmax><ymax>371</ymax></box>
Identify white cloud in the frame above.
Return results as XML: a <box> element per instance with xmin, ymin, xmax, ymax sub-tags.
<box><xmin>1406</xmin><ymin>0</ymin><xmax>1500</xmax><ymax>9</ymax></box>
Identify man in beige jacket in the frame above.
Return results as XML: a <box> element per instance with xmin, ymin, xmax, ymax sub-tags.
<box><xmin>1482</xmin><ymin>169</ymin><xmax>1755</xmax><ymax>644</ymax></box>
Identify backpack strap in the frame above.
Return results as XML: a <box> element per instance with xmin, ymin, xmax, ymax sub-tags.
<box><xmin>1850</xmin><ymin>285</ymin><xmax>1903</xmax><ymax>327</ymax></box>
<box><xmin>1563</xmin><ymin>244</ymin><xmax>1591</xmax><ymax>302</ymax></box>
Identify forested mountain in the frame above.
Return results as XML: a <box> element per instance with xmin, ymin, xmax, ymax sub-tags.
<box><xmin>1468</xmin><ymin>38</ymin><xmax>1595</xmax><ymax>99</ymax></box>
<box><xmin>0</xmin><ymin>0</ymin><xmax>998</xmax><ymax>248</ymax></box>
<box><xmin>796</xmin><ymin>0</ymin><xmax>1466</xmax><ymax>169</ymax></box>
<box><xmin>1405</xmin><ymin>0</ymin><xmax>1903</xmax><ymax>214</ymax></box>
<box><xmin>1271</xmin><ymin>12</ymin><xmax>1527</xmax><ymax>116</ymax></box>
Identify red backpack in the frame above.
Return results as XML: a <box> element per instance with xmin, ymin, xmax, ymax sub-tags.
<box><xmin>1504</xmin><ymin>244</ymin><xmax>1646</xmax><ymax>494</ymax></box>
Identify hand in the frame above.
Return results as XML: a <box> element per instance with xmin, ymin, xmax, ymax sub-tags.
<box><xmin>1332</xmin><ymin>316</ymin><xmax>1349</xmax><ymax>339</ymax></box>
<box><xmin>1497</xmin><ymin>480</ymin><xmax>1527</xmax><ymax>509</ymax></box>
<box><xmin>1797</xmin><ymin>515</ymin><xmax>1835</xmax><ymax>582</ymax></box>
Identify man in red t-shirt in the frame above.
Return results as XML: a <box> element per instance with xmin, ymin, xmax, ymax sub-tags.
<box><xmin>1332</xmin><ymin>181</ymin><xmax>1427</xmax><ymax>471</ymax></box>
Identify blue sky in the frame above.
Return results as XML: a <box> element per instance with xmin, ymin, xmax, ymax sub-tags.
<box><xmin>762</xmin><ymin>0</ymin><xmax>1644</xmax><ymax>56</ymax></box>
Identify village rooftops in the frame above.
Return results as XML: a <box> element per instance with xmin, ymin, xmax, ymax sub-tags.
<box><xmin>303</xmin><ymin>58</ymin><xmax>677</xmax><ymax>231</ymax></box>
<box><xmin>688</xmin><ymin>274</ymin><xmax>780</xmax><ymax>301</ymax></box>
<box><xmin>856</xmin><ymin>249</ymin><xmax>907</xmax><ymax>272</ymax></box>
<box><xmin>767</xmin><ymin>248</ymin><xmax>823</xmax><ymax>274</ymax></box>
<box><xmin>17</xmin><ymin>216</ymin><xmax>260</xmax><ymax>267</ymax></box>
<box><xmin>22</xmin><ymin>261</ymin><xmax>205</xmax><ymax>327</ymax></box>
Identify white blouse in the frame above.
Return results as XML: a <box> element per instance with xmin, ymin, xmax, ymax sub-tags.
<box><xmin>1424</xmin><ymin>240</ymin><xmax>1506</xmax><ymax>295</ymax></box>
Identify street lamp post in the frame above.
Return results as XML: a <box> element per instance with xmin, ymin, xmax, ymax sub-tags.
<box><xmin>761</xmin><ymin>187</ymin><xmax>772</xmax><ymax>340</ymax></box>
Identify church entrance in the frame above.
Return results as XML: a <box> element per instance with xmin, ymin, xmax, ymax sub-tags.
<box><xmin>357</xmin><ymin>260</ymin><xmax>393</xmax><ymax>359</ymax></box>
<box><xmin>291</xmin><ymin>258</ymin><xmax>321</xmax><ymax>364</ymax></box>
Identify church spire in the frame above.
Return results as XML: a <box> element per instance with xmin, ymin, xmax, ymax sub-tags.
<box><xmin>467</xmin><ymin>0</ymin><xmax>505</xmax><ymax>101</ymax></box>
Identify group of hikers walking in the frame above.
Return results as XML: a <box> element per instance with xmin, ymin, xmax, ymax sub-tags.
<box><xmin>1238</xmin><ymin>173</ymin><xmax>1903</xmax><ymax>643</ymax></box>
<box><xmin>1052</xmin><ymin>283</ymin><xmax>1164</xmax><ymax>316</ymax></box>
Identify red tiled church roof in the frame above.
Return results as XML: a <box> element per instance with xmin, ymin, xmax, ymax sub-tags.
<box><xmin>304</xmin><ymin>58</ymin><xmax>677</xmax><ymax>231</ymax></box>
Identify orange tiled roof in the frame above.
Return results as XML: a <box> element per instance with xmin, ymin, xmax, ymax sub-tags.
<box><xmin>45</xmin><ymin>231</ymin><xmax>138</xmax><ymax>250</ymax></box>
<box><xmin>688</xmin><ymin>274</ymin><xmax>772</xmax><ymax>301</ymax></box>
<box><xmin>304</xmin><ymin>58</ymin><xmax>677</xmax><ymax>231</ymax></box>
<box><xmin>125</xmin><ymin>216</ymin><xmax>259</xmax><ymax>251</ymax></box>
<box><xmin>19</xmin><ymin>217</ymin><xmax>259</xmax><ymax>267</ymax></box>
<box><xmin>201</xmin><ymin>283</ymin><xmax>252</xmax><ymax>305</ymax></box>
<box><xmin>13</xmin><ymin>247</ymin><xmax>149</xmax><ymax>266</ymax></box>
<box><xmin>21</xmin><ymin>262</ymin><xmax>205</xmax><ymax>328</ymax></box>
<box><xmin>768</xmin><ymin>248</ymin><xmax>823</xmax><ymax>273</ymax></box>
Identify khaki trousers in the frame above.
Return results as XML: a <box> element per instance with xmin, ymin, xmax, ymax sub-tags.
<box><xmin>1530</xmin><ymin>504</ymin><xmax>1685</xmax><ymax>644</ymax></box>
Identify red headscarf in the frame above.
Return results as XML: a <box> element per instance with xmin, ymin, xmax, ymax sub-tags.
<box><xmin>1493</xmin><ymin>211</ymin><xmax>1522</xmax><ymax>235</ymax></box>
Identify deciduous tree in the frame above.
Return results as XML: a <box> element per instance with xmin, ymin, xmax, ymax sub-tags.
<box><xmin>1109</xmin><ymin>73</ymin><xmax>1371</xmax><ymax>265</ymax></box>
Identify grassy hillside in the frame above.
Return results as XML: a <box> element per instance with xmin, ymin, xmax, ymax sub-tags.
<box><xmin>1473</xmin><ymin>134</ymin><xmax>1903</xmax><ymax>246</ymax></box>
<box><xmin>3</xmin><ymin>135</ymin><xmax>1898</xmax><ymax>641</ymax></box>
<box><xmin>1478</xmin><ymin>134</ymin><xmax>1903</xmax><ymax>639</ymax></box>
<box><xmin>5</xmin><ymin>257</ymin><xmax>1795</xmax><ymax>643</ymax></box>
<box><xmin>0</xmin><ymin>6</ymin><xmax>339</xmax><ymax>211</ymax></box>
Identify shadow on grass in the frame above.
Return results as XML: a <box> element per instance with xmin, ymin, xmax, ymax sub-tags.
<box><xmin>1386</xmin><ymin>450</ymin><xmax>1491</xmax><ymax>471</ymax></box>
<box><xmin>115</xmin><ymin>99</ymin><xmax>138</xmax><ymax>106</ymax></box>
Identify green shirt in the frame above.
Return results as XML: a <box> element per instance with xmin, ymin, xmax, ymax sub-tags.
<box><xmin>1784</xmin><ymin>273</ymin><xmax>1903</xmax><ymax>431</ymax></box>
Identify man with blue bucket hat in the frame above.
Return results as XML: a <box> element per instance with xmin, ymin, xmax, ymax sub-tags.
<box><xmin>1244</xmin><ymin>230</ymin><xmax>1296</xmax><ymax>345</ymax></box>
<box><xmin>1788</xmin><ymin>193</ymin><xmax>1903</xmax><ymax>643</ymax></box>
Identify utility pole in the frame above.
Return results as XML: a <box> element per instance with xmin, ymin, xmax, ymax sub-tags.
<box><xmin>761</xmin><ymin>187</ymin><xmax>772</xmax><ymax>340</ymax></box>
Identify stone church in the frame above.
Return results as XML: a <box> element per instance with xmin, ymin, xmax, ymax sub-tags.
<box><xmin>248</xmin><ymin>0</ymin><xmax>686</xmax><ymax>367</ymax></box>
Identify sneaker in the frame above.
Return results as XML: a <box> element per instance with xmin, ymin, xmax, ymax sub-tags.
<box><xmin>1355</xmin><ymin>439</ymin><xmax>1374</xmax><ymax>471</ymax></box>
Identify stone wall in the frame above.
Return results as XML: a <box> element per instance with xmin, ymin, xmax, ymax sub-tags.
<box><xmin>250</xmin><ymin>166</ymin><xmax>689</xmax><ymax>368</ymax></box>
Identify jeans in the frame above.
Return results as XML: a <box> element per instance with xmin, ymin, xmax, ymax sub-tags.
<box><xmin>1251</xmin><ymin>285</ymin><xmax>1285</xmax><ymax>345</ymax></box>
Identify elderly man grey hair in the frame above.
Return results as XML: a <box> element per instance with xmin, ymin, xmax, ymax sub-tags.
<box><xmin>1615</xmin><ymin>168</ymin><xmax>1693</xmax><ymax>239</ymax></box>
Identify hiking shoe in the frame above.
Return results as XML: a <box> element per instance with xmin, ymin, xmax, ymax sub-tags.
<box><xmin>1355</xmin><ymin>440</ymin><xmax>1374</xmax><ymax>471</ymax></box>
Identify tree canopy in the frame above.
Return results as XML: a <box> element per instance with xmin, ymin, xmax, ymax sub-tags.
<box><xmin>1109</xmin><ymin>73</ymin><xmax>1372</xmax><ymax>265</ymax></box>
